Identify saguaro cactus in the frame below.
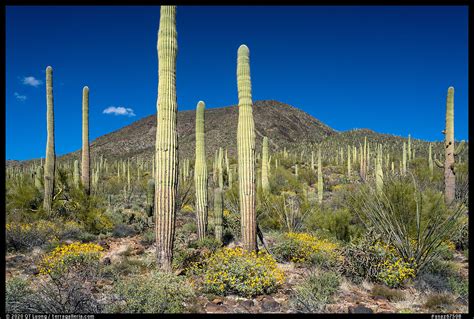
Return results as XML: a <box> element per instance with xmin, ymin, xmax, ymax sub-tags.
<box><xmin>81</xmin><ymin>86</ymin><xmax>90</xmax><ymax>195</ymax></box>
<box><xmin>73</xmin><ymin>160</ymin><xmax>80</xmax><ymax>187</ymax></box>
<box><xmin>435</xmin><ymin>87</ymin><xmax>465</xmax><ymax>205</ymax></box>
<box><xmin>146</xmin><ymin>179</ymin><xmax>155</xmax><ymax>218</ymax></box>
<box><xmin>402</xmin><ymin>142</ymin><xmax>407</xmax><ymax>175</ymax></box>
<box><xmin>347</xmin><ymin>145</ymin><xmax>351</xmax><ymax>177</ymax></box>
<box><xmin>317</xmin><ymin>146</ymin><xmax>323</xmax><ymax>204</ymax></box>
<box><xmin>261</xmin><ymin>136</ymin><xmax>270</xmax><ymax>192</ymax></box>
<box><xmin>194</xmin><ymin>101</ymin><xmax>208</xmax><ymax>240</ymax></box>
<box><xmin>43</xmin><ymin>66</ymin><xmax>56</xmax><ymax>213</ymax></box>
<box><xmin>214</xmin><ymin>150</ymin><xmax>224</xmax><ymax>243</ymax></box>
<box><xmin>155</xmin><ymin>5</ymin><xmax>178</xmax><ymax>271</ymax></box>
<box><xmin>428</xmin><ymin>143</ymin><xmax>434</xmax><ymax>178</ymax></box>
<box><xmin>237</xmin><ymin>44</ymin><xmax>257</xmax><ymax>252</ymax></box>
<box><xmin>35</xmin><ymin>165</ymin><xmax>43</xmax><ymax>191</ymax></box>
<box><xmin>375</xmin><ymin>144</ymin><xmax>384</xmax><ymax>194</ymax></box>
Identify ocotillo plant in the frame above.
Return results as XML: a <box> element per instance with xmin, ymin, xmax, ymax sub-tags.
<box><xmin>81</xmin><ymin>86</ymin><xmax>91</xmax><ymax>195</ymax></box>
<box><xmin>73</xmin><ymin>160</ymin><xmax>80</xmax><ymax>187</ymax></box>
<box><xmin>43</xmin><ymin>66</ymin><xmax>56</xmax><ymax>213</ymax></box>
<box><xmin>194</xmin><ymin>101</ymin><xmax>208</xmax><ymax>241</ymax></box>
<box><xmin>155</xmin><ymin>5</ymin><xmax>178</xmax><ymax>271</ymax></box>
<box><xmin>435</xmin><ymin>87</ymin><xmax>465</xmax><ymax>205</ymax></box>
<box><xmin>317</xmin><ymin>146</ymin><xmax>323</xmax><ymax>204</ymax></box>
<box><xmin>261</xmin><ymin>136</ymin><xmax>270</xmax><ymax>192</ymax></box>
<box><xmin>237</xmin><ymin>44</ymin><xmax>257</xmax><ymax>252</ymax></box>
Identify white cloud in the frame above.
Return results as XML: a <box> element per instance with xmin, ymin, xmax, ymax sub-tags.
<box><xmin>14</xmin><ymin>92</ymin><xmax>27</xmax><ymax>101</ymax></box>
<box><xmin>103</xmin><ymin>106</ymin><xmax>136</xmax><ymax>117</ymax></box>
<box><xmin>22</xmin><ymin>76</ymin><xmax>43</xmax><ymax>87</ymax></box>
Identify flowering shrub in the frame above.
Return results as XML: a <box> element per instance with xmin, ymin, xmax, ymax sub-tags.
<box><xmin>6</xmin><ymin>220</ymin><xmax>60</xmax><ymax>251</ymax></box>
<box><xmin>39</xmin><ymin>242</ymin><xmax>103</xmax><ymax>278</ymax></box>
<box><xmin>190</xmin><ymin>247</ymin><xmax>285</xmax><ymax>297</ymax></box>
<box><xmin>342</xmin><ymin>237</ymin><xmax>416</xmax><ymax>288</ymax></box>
<box><xmin>271</xmin><ymin>232</ymin><xmax>340</xmax><ymax>265</ymax></box>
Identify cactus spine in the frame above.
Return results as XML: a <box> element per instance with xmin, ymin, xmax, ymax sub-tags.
<box><xmin>81</xmin><ymin>86</ymin><xmax>90</xmax><ymax>195</ymax></box>
<box><xmin>194</xmin><ymin>101</ymin><xmax>208</xmax><ymax>241</ymax></box>
<box><xmin>43</xmin><ymin>66</ymin><xmax>55</xmax><ymax>213</ymax></box>
<box><xmin>435</xmin><ymin>87</ymin><xmax>465</xmax><ymax>205</ymax></box>
<box><xmin>237</xmin><ymin>44</ymin><xmax>257</xmax><ymax>252</ymax></box>
<box><xmin>155</xmin><ymin>5</ymin><xmax>178</xmax><ymax>271</ymax></box>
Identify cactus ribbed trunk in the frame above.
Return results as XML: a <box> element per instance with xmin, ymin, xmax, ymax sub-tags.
<box><xmin>443</xmin><ymin>87</ymin><xmax>455</xmax><ymax>205</ymax></box>
<box><xmin>317</xmin><ymin>146</ymin><xmax>323</xmax><ymax>204</ymax></box>
<box><xmin>155</xmin><ymin>5</ymin><xmax>178</xmax><ymax>271</ymax></box>
<box><xmin>73</xmin><ymin>160</ymin><xmax>80</xmax><ymax>187</ymax></box>
<box><xmin>402</xmin><ymin>142</ymin><xmax>407</xmax><ymax>175</ymax></box>
<box><xmin>194</xmin><ymin>101</ymin><xmax>208</xmax><ymax>241</ymax></box>
<box><xmin>43</xmin><ymin>66</ymin><xmax>55</xmax><ymax>213</ymax></box>
<box><xmin>81</xmin><ymin>86</ymin><xmax>90</xmax><ymax>195</ymax></box>
<box><xmin>261</xmin><ymin>136</ymin><xmax>270</xmax><ymax>192</ymax></box>
<box><xmin>375</xmin><ymin>144</ymin><xmax>384</xmax><ymax>194</ymax></box>
<box><xmin>428</xmin><ymin>143</ymin><xmax>433</xmax><ymax>178</ymax></box>
<box><xmin>347</xmin><ymin>145</ymin><xmax>351</xmax><ymax>177</ymax></box>
<box><xmin>408</xmin><ymin>134</ymin><xmax>412</xmax><ymax>161</ymax></box>
<box><xmin>35</xmin><ymin>165</ymin><xmax>43</xmax><ymax>191</ymax></box>
<box><xmin>214</xmin><ymin>188</ymin><xmax>223</xmax><ymax>242</ymax></box>
<box><xmin>237</xmin><ymin>44</ymin><xmax>257</xmax><ymax>252</ymax></box>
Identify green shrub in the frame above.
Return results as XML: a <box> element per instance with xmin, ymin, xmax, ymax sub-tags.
<box><xmin>189</xmin><ymin>247</ymin><xmax>285</xmax><ymax>297</ymax></box>
<box><xmin>6</xmin><ymin>220</ymin><xmax>60</xmax><ymax>251</ymax></box>
<box><xmin>290</xmin><ymin>269</ymin><xmax>340</xmax><ymax>313</ymax></box>
<box><xmin>306</xmin><ymin>207</ymin><xmax>362</xmax><ymax>242</ymax></box>
<box><xmin>140</xmin><ymin>228</ymin><xmax>155</xmax><ymax>246</ymax></box>
<box><xmin>341</xmin><ymin>236</ymin><xmax>416</xmax><ymax>288</ymax></box>
<box><xmin>6</xmin><ymin>277</ymin><xmax>34</xmax><ymax>313</ymax></box>
<box><xmin>371</xmin><ymin>284</ymin><xmax>405</xmax><ymax>301</ymax></box>
<box><xmin>109</xmin><ymin>272</ymin><xmax>195</xmax><ymax>313</ymax></box>
<box><xmin>188</xmin><ymin>236</ymin><xmax>221</xmax><ymax>252</ymax></box>
<box><xmin>424</xmin><ymin>293</ymin><xmax>455</xmax><ymax>312</ymax></box>
<box><xmin>112</xmin><ymin>224</ymin><xmax>137</xmax><ymax>238</ymax></box>
<box><xmin>271</xmin><ymin>232</ymin><xmax>340</xmax><ymax>267</ymax></box>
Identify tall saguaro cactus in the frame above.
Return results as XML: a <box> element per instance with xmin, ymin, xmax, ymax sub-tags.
<box><xmin>194</xmin><ymin>101</ymin><xmax>208</xmax><ymax>240</ymax></box>
<box><xmin>155</xmin><ymin>5</ymin><xmax>178</xmax><ymax>271</ymax></box>
<box><xmin>43</xmin><ymin>66</ymin><xmax>56</xmax><ymax>213</ymax></box>
<box><xmin>237</xmin><ymin>44</ymin><xmax>257</xmax><ymax>252</ymax></box>
<box><xmin>317</xmin><ymin>146</ymin><xmax>323</xmax><ymax>204</ymax></box>
<box><xmin>435</xmin><ymin>87</ymin><xmax>465</xmax><ymax>205</ymax></box>
<box><xmin>214</xmin><ymin>149</ymin><xmax>224</xmax><ymax>243</ymax></box>
<box><xmin>81</xmin><ymin>86</ymin><xmax>91</xmax><ymax>195</ymax></box>
<box><xmin>261</xmin><ymin>136</ymin><xmax>270</xmax><ymax>193</ymax></box>
<box><xmin>428</xmin><ymin>143</ymin><xmax>434</xmax><ymax>178</ymax></box>
<box><xmin>73</xmin><ymin>160</ymin><xmax>80</xmax><ymax>187</ymax></box>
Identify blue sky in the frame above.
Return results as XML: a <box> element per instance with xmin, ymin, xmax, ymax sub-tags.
<box><xmin>6</xmin><ymin>6</ymin><xmax>468</xmax><ymax>160</ymax></box>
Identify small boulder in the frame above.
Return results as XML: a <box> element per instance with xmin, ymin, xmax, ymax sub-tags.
<box><xmin>348</xmin><ymin>305</ymin><xmax>373</xmax><ymax>314</ymax></box>
<box><xmin>261</xmin><ymin>296</ymin><xmax>280</xmax><ymax>312</ymax></box>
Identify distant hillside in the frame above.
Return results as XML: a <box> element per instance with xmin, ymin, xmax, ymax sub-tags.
<box><xmin>58</xmin><ymin>100</ymin><xmax>336</xmax><ymax>162</ymax></box>
<box><xmin>8</xmin><ymin>99</ymin><xmax>467</xmax><ymax>167</ymax></box>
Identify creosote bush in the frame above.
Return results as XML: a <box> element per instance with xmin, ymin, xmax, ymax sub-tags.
<box><xmin>109</xmin><ymin>272</ymin><xmax>195</xmax><ymax>313</ymax></box>
<box><xmin>271</xmin><ymin>232</ymin><xmax>340</xmax><ymax>266</ymax></box>
<box><xmin>290</xmin><ymin>269</ymin><xmax>340</xmax><ymax>313</ymax></box>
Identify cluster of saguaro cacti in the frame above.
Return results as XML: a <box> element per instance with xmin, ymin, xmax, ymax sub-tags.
<box><xmin>194</xmin><ymin>101</ymin><xmax>208</xmax><ymax>241</ymax></box>
<box><xmin>82</xmin><ymin>86</ymin><xmax>91</xmax><ymax>195</ymax></box>
<box><xmin>237</xmin><ymin>44</ymin><xmax>257</xmax><ymax>252</ymax></box>
<box><xmin>435</xmin><ymin>87</ymin><xmax>465</xmax><ymax>205</ymax></box>
<box><xmin>43</xmin><ymin>66</ymin><xmax>56</xmax><ymax>213</ymax></box>
<box><xmin>261</xmin><ymin>136</ymin><xmax>270</xmax><ymax>192</ymax></box>
<box><xmin>155</xmin><ymin>5</ymin><xmax>178</xmax><ymax>271</ymax></box>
